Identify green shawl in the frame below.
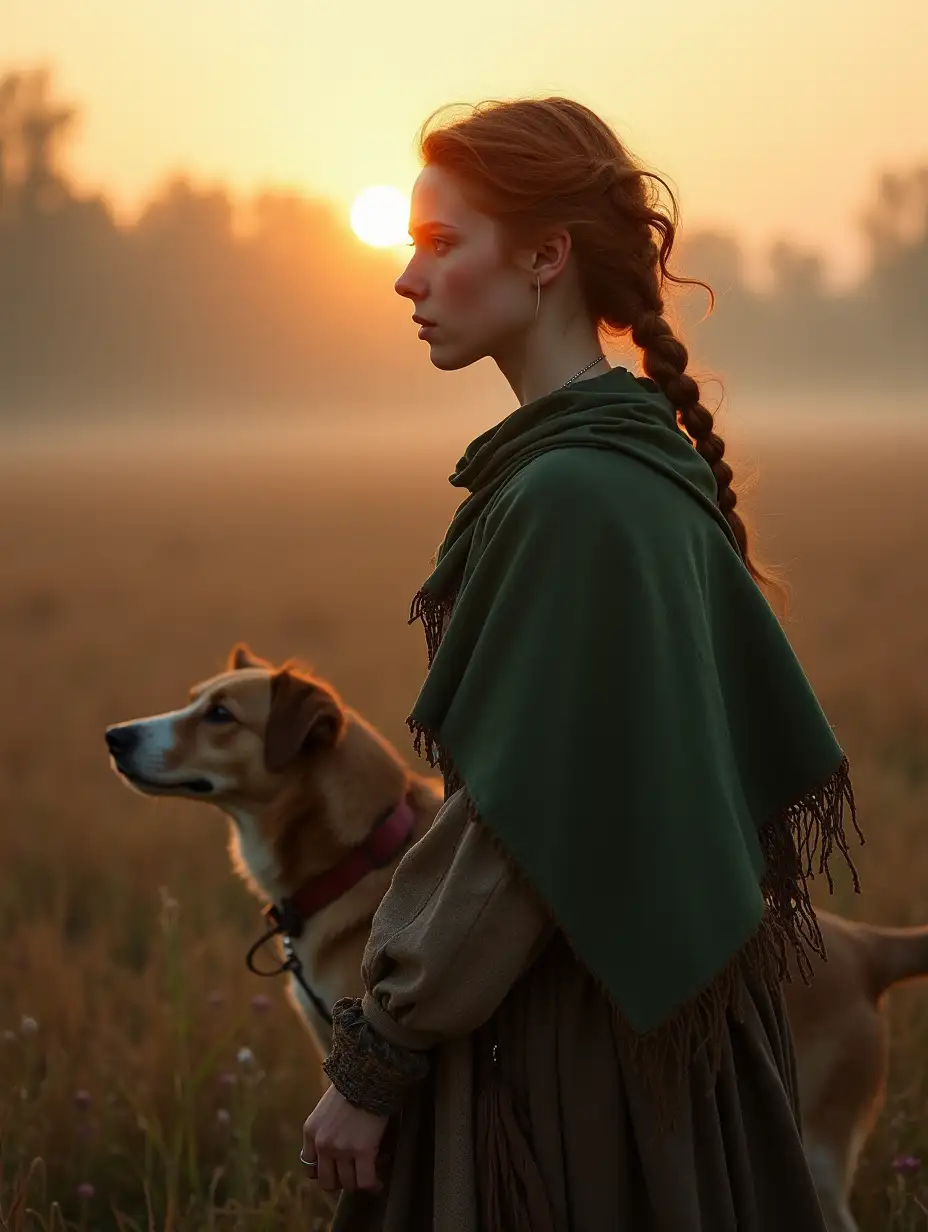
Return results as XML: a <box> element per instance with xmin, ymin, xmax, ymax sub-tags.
<box><xmin>407</xmin><ymin>366</ymin><xmax>862</xmax><ymax>1055</ymax></box>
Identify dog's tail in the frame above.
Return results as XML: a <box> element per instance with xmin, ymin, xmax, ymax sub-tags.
<box><xmin>855</xmin><ymin>922</ymin><xmax>928</xmax><ymax>1000</ymax></box>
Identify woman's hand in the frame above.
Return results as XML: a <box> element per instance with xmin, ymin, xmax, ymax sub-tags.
<box><xmin>302</xmin><ymin>1082</ymin><xmax>389</xmax><ymax>1193</ymax></box>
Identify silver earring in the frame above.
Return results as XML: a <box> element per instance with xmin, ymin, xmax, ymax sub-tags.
<box><xmin>534</xmin><ymin>276</ymin><xmax>541</xmax><ymax>323</ymax></box>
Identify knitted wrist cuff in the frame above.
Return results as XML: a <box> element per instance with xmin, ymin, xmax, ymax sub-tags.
<box><xmin>322</xmin><ymin>997</ymin><xmax>431</xmax><ymax>1117</ymax></box>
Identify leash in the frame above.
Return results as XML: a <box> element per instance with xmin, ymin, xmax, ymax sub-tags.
<box><xmin>245</xmin><ymin>899</ymin><xmax>334</xmax><ymax>1026</ymax></box>
<box><xmin>243</xmin><ymin>794</ymin><xmax>418</xmax><ymax>1027</ymax></box>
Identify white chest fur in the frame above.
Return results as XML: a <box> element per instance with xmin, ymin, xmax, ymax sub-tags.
<box><xmin>227</xmin><ymin>810</ymin><xmax>284</xmax><ymax>903</ymax></box>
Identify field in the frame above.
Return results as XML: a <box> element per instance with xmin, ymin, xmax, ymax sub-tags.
<box><xmin>1</xmin><ymin>399</ymin><xmax>928</xmax><ymax>1230</ymax></box>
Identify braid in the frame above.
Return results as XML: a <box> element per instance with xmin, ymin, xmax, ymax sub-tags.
<box><xmin>631</xmin><ymin>311</ymin><xmax>737</xmax><ymax>517</ymax></box>
<box><xmin>587</xmin><ymin>182</ymin><xmax>778</xmax><ymax>595</ymax></box>
<box><xmin>630</xmin><ymin>304</ymin><xmax>775</xmax><ymax>589</ymax></box>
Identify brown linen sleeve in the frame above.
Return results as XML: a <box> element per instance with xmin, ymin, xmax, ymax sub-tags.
<box><xmin>322</xmin><ymin>788</ymin><xmax>553</xmax><ymax>1113</ymax></box>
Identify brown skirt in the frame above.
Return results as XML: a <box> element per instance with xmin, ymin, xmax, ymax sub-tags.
<box><xmin>332</xmin><ymin>933</ymin><xmax>828</xmax><ymax>1232</ymax></box>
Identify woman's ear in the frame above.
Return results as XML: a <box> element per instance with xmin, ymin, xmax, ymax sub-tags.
<box><xmin>517</xmin><ymin>229</ymin><xmax>573</xmax><ymax>289</ymax></box>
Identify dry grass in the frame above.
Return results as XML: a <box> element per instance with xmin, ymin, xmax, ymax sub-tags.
<box><xmin>1</xmin><ymin>406</ymin><xmax>927</xmax><ymax>1230</ymax></box>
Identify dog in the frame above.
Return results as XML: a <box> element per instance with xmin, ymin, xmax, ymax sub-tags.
<box><xmin>105</xmin><ymin>643</ymin><xmax>441</xmax><ymax>1052</ymax></box>
<box><xmin>783</xmin><ymin>913</ymin><xmax>928</xmax><ymax>1232</ymax></box>
<box><xmin>106</xmin><ymin>644</ymin><xmax>928</xmax><ymax>1232</ymax></box>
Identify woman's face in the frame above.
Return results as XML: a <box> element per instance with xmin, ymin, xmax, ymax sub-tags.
<box><xmin>394</xmin><ymin>164</ymin><xmax>534</xmax><ymax>371</ymax></box>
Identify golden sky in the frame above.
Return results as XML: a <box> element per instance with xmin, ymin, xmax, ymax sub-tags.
<box><xmin>7</xmin><ymin>0</ymin><xmax>926</xmax><ymax>284</ymax></box>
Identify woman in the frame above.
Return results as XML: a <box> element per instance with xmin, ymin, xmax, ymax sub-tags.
<box><xmin>301</xmin><ymin>96</ymin><xmax>863</xmax><ymax>1231</ymax></box>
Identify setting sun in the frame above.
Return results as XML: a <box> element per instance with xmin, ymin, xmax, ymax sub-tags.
<box><xmin>350</xmin><ymin>185</ymin><xmax>411</xmax><ymax>248</ymax></box>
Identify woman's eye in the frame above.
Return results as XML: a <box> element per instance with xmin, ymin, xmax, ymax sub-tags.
<box><xmin>203</xmin><ymin>704</ymin><xmax>235</xmax><ymax>724</ymax></box>
<box><xmin>432</xmin><ymin>237</ymin><xmax>451</xmax><ymax>255</ymax></box>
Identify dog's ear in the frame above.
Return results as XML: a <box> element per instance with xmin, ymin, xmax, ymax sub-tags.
<box><xmin>227</xmin><ymin>642</ymin><xmax>270</xmax><ymax>672</ymax></box>
<box><xmin>264</xmin><ymin>670</ymin><xmax>346</xmax><ymax>774</ymax></box>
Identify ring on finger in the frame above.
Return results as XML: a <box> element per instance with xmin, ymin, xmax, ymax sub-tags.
<box><xmin>299</xmin><ymin>1147</ymin><xmax>318</xmax><ymax>1175</ymax></box>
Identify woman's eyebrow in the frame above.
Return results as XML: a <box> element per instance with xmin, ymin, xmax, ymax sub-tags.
<box><xmin>408</xmin><ymin>220</ymin><xmax>460</xmax><ymax>240</ymax></box>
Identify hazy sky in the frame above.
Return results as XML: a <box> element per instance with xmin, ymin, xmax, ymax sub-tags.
<box><xmin>7</xmin><ymin>0</ymin><xmax>926</xmax><ymax>284</ymax></box>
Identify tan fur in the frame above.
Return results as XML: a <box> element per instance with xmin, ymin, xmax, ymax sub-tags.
<box><xmin>107</xmin><ymin>644</ymin><xmax>928</xmax><ymax>1231</ymax></box>
<box><xmin>105</xmin><ymin>642</ymin><xmax>440</xmax><ymax>1057</ymax></box>
<box><xmin>782</xmin><ymin>914</ymin><xmax>928</xmax><ymax>1231</ymax></box>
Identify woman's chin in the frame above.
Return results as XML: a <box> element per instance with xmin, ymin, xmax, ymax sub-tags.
<box><xmin>426</xmin><ymin>342</ymin><xmax>477</xmax><ymax>373</ymax></box>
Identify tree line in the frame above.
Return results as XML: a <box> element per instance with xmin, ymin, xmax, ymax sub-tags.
<box><xmin>1</xmin><ymin>69</ymin><xmax>925</xmax><ymax>420</ymax></box>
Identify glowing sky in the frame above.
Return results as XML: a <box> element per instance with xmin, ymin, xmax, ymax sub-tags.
<box><xmin>7</xmin><ymin>0</ymin><xmax>926</xmax><ymax>283</ymax></box>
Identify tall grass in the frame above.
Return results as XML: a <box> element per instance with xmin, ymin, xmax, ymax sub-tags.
<box><xmin>0</xmin><ymin>862</ymin><xmax>332</xmax><ymax>1230</ymax></box>
<box><xmin>1</xmin><ymin>414</ymin><xmax>927</xmax><ymax>1228</ymax></box>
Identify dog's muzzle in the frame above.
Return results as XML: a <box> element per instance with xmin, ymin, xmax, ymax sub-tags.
<box><xmin>104</xmin><ymin>724</ymin><xmax>214</xmax><ymax>794</ymax></box>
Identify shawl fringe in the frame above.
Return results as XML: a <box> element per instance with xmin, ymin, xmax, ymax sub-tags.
<box><xmin>407</xmin><ymin>588</ymin><xmax>865</xmax><ymax>1134</ymax></box>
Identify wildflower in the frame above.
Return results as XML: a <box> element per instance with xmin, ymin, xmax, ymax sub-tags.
<box><xmin>76</xmin><ymin>1182</ymin><xmax>95</xmax><ymax>1201</ymax></box>
<box><xmin>158</xmin><ymin>887</ymin><xmax>179</xmax><ymax>916</ymax></box>
<box><xmin>236</xmin><ymin>1046</ymin><xmax>254</xmax><ymax>1066</ymax></box>
<box><xmin>216</xmin><ymin>1108</ymin><xmax>231</xmax><ymax>1126</ymax></box>
<box><xmin>218</xmin><ymin>1071</ymin><xmax>237</xmax><ymax>1088</ymax></box>
<box><xmin>74</xmin><ymin>1089</ymin><xmax>91</xmax><ymax>1111</ymax></box>
<box><xmin>892</xmin><ymin>1154</ymin><xmax>921</xmax><ymax>1175</ymax></box>
<box><xmin>20</xmin><ymin>1015</ymin><xmax>38</xmax><ymax>1036</ymax></box>
<box><xmin>250</xmin><ymin>993</ymin><xmax>272</xmax><ymax>1014</ymax></box>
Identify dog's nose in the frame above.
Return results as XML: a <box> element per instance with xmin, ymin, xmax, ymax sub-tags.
<box><xmin>105</xmin><ymin>725</ymin><xmax>139</xmax><ymax>758</ymax></box>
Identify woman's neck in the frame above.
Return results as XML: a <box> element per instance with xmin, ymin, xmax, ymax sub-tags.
<box><xmin>494</xmin><ymin>316</ymin><xmax>609</xmax><ymax>406</ymax></box>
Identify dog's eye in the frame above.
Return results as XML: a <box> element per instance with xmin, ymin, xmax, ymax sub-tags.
<box><xmin>202</xmin><ymin>703</ymin><xmax>235</xmax><ymax>724</ymax></box>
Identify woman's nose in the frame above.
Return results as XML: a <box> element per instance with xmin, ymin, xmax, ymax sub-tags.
<box><xmin>394</xmin><ymin>259</ymin><xmax>424</xmax><ymax>302</ymax></box>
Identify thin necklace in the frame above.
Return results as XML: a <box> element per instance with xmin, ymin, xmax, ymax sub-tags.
<box><xmin>561</xmin><ymin>353</ymin><xmax>606</xmax><ymax>388</ymax></box>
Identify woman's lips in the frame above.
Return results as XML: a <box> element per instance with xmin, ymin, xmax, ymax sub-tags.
<box><xmin>413</xmin><ymin>315</ymin><xmax>437</xmax><ymax>340</ymax></box>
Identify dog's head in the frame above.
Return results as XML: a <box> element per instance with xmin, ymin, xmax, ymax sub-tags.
<box><xmin>105</xmin><ymin>643</ymin><xmax>347</xmax><ymax>805</ymax></box>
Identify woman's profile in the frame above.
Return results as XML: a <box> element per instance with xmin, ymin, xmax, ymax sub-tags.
<box><xmin>301</xmin><ymin>96</ymin><xmax>862</xmax><ymax>1231</ymax></box>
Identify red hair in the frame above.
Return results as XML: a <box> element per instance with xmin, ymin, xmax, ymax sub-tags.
<box><xmin>419</xmin><ymin>97</ymin><xmax>775</xmax><ymax>591</ymax></box>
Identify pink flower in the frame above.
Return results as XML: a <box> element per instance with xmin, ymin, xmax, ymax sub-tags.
<box><xmin>892</xmin><ymin>1154</ymin><xmax>921</xmax><ymax>1175</ymax></box>
<box><xmin>76</xmin><ymin>1182</ymin><xmax>95</xmax><ymax>1201</ymax></box>
<box><xmin>250</xmin><ymin>993</ymin><xmax>272</xmax><ymax>1014</ymax></box>
<box><xmin>218</xmin><ymin>1071</ymin><xmax>237</xmax><ymax>1088</ymax></box>
<box><xmin>74</xmin><ymin>1089</ymin><xmax>91</xmax><ymax>1111</ymax></box>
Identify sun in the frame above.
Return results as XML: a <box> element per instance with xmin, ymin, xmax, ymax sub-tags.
<box><xmin>350</xmin><ymin>185</ymin><xmax>411</xmax><ymax>248</ymax></box>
